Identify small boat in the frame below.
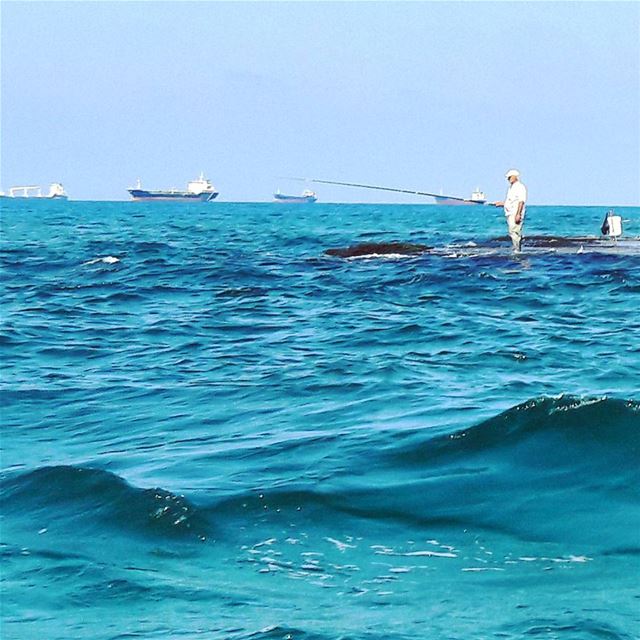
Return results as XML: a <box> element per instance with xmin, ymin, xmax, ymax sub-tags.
<box><xmin>0</xmin><ymin>183</ymin><xmax>68</xmax><ymax>200</ymax></box>
<box><xmin>128</xmin><ymin>173</ymin><xmax>219</xmax><ymax>202</ymax></box>
<box><xmin>273</xmin><ymin>189</ymin><xmax>317</xmax><ymax>203</ymax></box>
<box><xmin>433</xmin><ymin>188</ymin><xmax>486</xmax><ymax>206</ymax></box>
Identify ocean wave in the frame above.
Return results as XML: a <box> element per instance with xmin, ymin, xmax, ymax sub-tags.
<box><xmin>235</xmin><ymin>626</ymin><xmax>333</xmax><ymax>640</ymax></box>
<box><xmin>389</xmin><ymin>395</ymin><xmax>640</xmax><ymax>461</ymax></box>
<box><xmin>0</xmin><ymin>466</ymin><xmax>208</xmax><ymax>541</ymax></box>
<box><xmin>231</xmin><ymin>625</ymin><xmax>400</xmax><ymax>640</ymax></box>
<box><xmin>499</xmin><ymin>618</ymin><xmax>636</xmax><ymax>640</ymax></box>
<box><xmin>207</xmin><ymin>396</ymin><xmax>639</xmax><ymax>545</ymax></box>
<box><xmin>2</xmin><ymin>397</ymin><xmax>638</xmax><ymax>548</ymax></box>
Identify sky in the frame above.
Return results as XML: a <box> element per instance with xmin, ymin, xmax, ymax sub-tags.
<box><xmin>1</xmin><ymin>1</ymin><xmax>639</xmax><ymax>204</ymax></box>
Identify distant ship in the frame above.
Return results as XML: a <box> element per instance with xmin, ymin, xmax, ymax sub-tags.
<box><xmin>433</xmin><ymin>188</ymin><xmax>486</xmax><ymax>205</ymax></box>
<box><xmin>128</xmin><ymin>173</ymin><xmax>219</xmax><ymax>202</ymax></box>
<box><xmin>273</xmin><ymin>189</ymin><xmax>317</xmax><ymax>203</ymax></box>
<box><xmin>0</xmin><ymin>183</ymin><xmax>68</xmax><ymax>200</ymax></box>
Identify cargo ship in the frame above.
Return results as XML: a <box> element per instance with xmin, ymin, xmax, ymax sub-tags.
<box><xmin>433</xmin><ymin>188</ymin><xmax>486</xmax><ymax>205</ymax></box>
<box><xmin>127</xmin><ymin>173</ymin><xmax>219</xmax><ymax>202</ymax></box>
<box><xmin>0</xmin><ymin>183</ymin><xmax>68</xmax><ymax>200</ymax></box>
<box><xmin>273</xmin><ymin>189</ymin><xmax>317</xmax><ymax>203</ymax></box>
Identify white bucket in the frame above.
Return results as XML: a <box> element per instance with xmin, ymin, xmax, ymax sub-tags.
<box><xmin>608</xmin><ymin>215</ymin><xmax>623</xmax><ymax>237</ymax></box>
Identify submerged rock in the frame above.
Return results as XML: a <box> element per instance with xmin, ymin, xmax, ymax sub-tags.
<box><xmin>325</xmin><ymin>241</ymin><xmax>430</xmax><ymax>258</ymax></box>
<box><xmin>488</xmin><ymin>235</ymin><xmax>597</xmax><ymax>248</ymax></box>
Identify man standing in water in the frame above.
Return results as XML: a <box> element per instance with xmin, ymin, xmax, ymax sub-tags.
<box><xmin>493</xmin><ymin>169</ymin><xmax>527</xmax><ymax>253</ymax></box>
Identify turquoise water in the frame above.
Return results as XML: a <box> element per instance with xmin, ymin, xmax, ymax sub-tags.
<box><xmin>1</xmin><ymin>200</ymin><xmax>639</xmax><ymax>639</ymax></box>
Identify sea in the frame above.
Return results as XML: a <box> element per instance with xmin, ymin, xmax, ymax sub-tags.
<box><xmin>1</xmin><ymin>199</ymin><xmax>639</xmax><ymax>640</ymax></box>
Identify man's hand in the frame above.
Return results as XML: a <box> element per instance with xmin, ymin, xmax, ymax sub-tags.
<box><xmin>515</xmin><ymin>202</ymin><xmax>524</xmax><ymax>224</ymax></box>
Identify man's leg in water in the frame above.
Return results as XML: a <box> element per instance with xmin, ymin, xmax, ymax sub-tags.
<box><xmin>507</xmin><ymin>214</ymin><xmax>524</xmax><ymax>252</ymax></box>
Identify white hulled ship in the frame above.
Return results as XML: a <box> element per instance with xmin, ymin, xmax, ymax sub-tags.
<box><xmin>0</xmin><ymin>183</ymin><xmax>68</xmax><ymax>200</ymax></box>
<box><xmin>433</xmin><ymin>188</ymin><xmax>486</xmax><ymax>205</ymax></box>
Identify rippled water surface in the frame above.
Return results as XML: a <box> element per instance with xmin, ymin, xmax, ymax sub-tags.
<box><xmin>1</xmin><ymin>200</ymin><xmax>639</xmax><ymax>639</ymax></box>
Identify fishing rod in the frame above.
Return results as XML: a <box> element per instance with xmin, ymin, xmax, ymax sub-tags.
<box><xmin>284</xmin><ymin>177</ymin><xmax>483</xmax><ymax>204</ymax></box>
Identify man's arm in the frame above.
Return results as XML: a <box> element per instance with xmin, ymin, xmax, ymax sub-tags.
<box><xmin>515</xmin><ymin>200</ymin><xmax>524</xmax><ymax>224</ymax></box>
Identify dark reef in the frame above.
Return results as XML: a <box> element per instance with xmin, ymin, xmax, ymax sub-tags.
<box><xmin>325</xmin><ymin>241</ymin><xmax>430</xmax><ymax>258</ymax></box>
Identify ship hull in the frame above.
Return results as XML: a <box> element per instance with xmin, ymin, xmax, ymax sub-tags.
<box><xmin>128</xmin><ymin>190</ymin><xmax>218</xmax><ymax>202</ymax></box>
<box><xmin>273</xmin><ymin>193</ymin><xmax>317</xmax><ymax>203</ymax></box>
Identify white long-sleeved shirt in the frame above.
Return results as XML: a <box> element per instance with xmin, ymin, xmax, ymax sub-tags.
<box><xmin>504</xmin><ymin>181</ymin><xmax>527</xmax><ymax>217</ymax></box>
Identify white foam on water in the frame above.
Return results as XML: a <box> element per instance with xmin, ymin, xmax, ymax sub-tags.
<box><xmin>517</xmin><ymin>555</ymin><xmax>592</xmax><ymax>564</ymax></box>
<box><xmin>301</xmin><ymin>563</ymin><xmax>324</xmax><ymax>572</ymax></box>
<box><xmin>325</xmin><ymin>537</ymin><xmax>356</xmax><ymax>552</ymax></box>
<box><xmin>404</xmin><ymin>550</ymin><xmax>457</xmax><ymax>558</ymax></box>
<box><xmin>84</xmin><ymin>256</ymin><xmax>120</xmax><ymax>265</ymax></box>
<box><xmin>374</xmin><ymin>547</ymin><xmax>457</xmax><ymax>559</ymax></box>
<box><xmin>565</xmin><ymin>555</ymin><xmax>591</xmax><ymax>563</ymax></box>
<box><xmin>346</xmin><ymin>253</ymin><xmax>414</xmax><ymax>260</ymax></box>
<box><xmin>251</xmin><ymin>537</ymin><xmax>277</xmax><ymax>550</ymax></box>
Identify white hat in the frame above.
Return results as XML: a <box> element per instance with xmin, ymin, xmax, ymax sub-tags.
<box><xmin>505</xmin><ymin>169</ymin><xmax>520</xmax><ymax>178</ymax></box>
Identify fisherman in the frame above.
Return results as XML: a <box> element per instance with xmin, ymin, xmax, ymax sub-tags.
<box><xmin>493</xmin><ymin>169</ymin><xmax>527</xmax><ymax>253</ymax></box>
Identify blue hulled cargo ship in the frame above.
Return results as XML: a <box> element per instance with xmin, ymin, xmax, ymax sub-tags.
<box><xmin>128</xmin><ymin>173</ymin><xmax>219</xmax><ymax>202</ymax></box>
<box><xmin>273</xmin><ymin>189</ymin><xmax>317</xmax><ymax>203</ymax></box>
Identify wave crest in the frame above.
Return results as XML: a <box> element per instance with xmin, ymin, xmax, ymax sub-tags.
<box><xmin>0</xmin><ymin>465</ymin><xmax>208</xmax><ymax>540</ymax></box>
<box><xmin>212</xmin><ymin>396</ymin><xmax>640</xmax><ymax>545</ymax></box>
<box><xmin>394</xmin><ymin>395</ymin><xmax>640</xmax><ymax>464</ymax></box>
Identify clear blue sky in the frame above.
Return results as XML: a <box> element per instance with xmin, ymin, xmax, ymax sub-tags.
<box><xmin>1</xmin><ymin>1</ymin><xmax>639</xmax><ymax>204</ymax></box>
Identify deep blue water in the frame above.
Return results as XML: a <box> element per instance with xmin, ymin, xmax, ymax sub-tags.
<box><xmin>1</xmin><ymin>200</ymin><xmax>639</xmax><ymax>640</ymax></box>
